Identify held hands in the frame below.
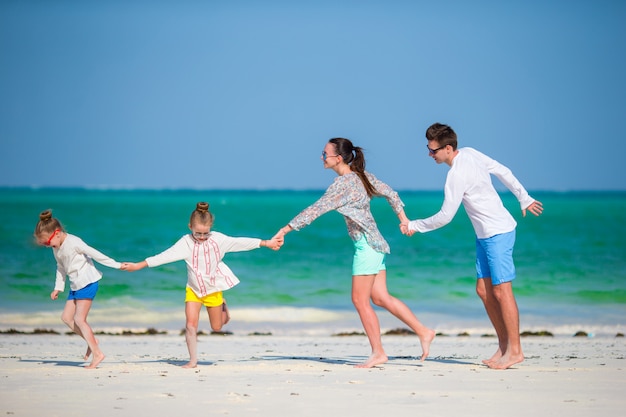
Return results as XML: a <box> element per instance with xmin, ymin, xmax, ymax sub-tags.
<box><xmin>397</xmin><ymin>210</ymin><xmax>416</xmax><ymax>237</ymax></box>
<box><xmin>120</xmin><ymin>262</ymin><xmax>144</xmax><ymax>272</ymax></box>
<box><xmin>399</xmin><ymin>220</ymin><xmax>416</xmax><ymax>236</ymax></box>
<box><xmin>263</xmin><ymin>236</ymin><xmax>284</xmax><ymax>251</ymax></box>
<box><xmin>523</xmin><ymin>200</ymin><xmax>544</xmax><ymax>217</ymax></box>
<box><xmin>268</xmin><ymin>225</ymin><xmax>292</xmax><ymax>250</ymax></box>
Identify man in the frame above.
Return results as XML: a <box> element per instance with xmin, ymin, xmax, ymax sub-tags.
<box><xmin>401</xmin><ymin>123</ymin><xmax>543</xmax><ymax>369</ymax></box>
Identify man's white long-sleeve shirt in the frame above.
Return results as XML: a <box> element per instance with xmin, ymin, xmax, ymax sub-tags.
<box><xmin>53</xmin><ymin>234</ymin><xmax>121</xmax><ymax>292</ymax></box>
<box><xmin>408</xmin><ymin>147</ymin><xmax>535</xmax><ymax>239</ymax></box>
<box><xmin>145</xmin><ymin>232</ymin><xmax>261</xmax><ymax>298</ymax></box>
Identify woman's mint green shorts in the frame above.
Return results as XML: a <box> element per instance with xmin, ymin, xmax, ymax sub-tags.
<box><xmin>352</xmin><ymin>235</ymin><xmax>386</xmax><ymax>276</ymax></box>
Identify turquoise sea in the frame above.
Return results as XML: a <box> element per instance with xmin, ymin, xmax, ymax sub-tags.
<box><xmin>1</xmin><ymin>188</ymin><xmax>624</xmax><ymax>336</ymax></box>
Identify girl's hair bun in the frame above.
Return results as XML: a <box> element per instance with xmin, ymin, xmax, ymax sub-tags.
<box><xmin>196</xmin><ymin>202</ymin><xmax>209</xmax><ymax>212</ymax></box>
<box><xmin>39</xmin><ymin>210</ymin><xmax>53</xmax><ymax>221</ymax></box>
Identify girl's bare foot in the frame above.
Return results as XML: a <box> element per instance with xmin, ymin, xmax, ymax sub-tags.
<box><xmin>84</xmin><ymin>338</ymin><xmax>99</xmax><ymax>360</ymax></box>
<box><xmin>85</xmin><ymin>351</ymin><xmax>105</xmax><ymax>369</ymax></box>
<box><xmin>355</xmin><ymin>352</ymin><xmax>388</xmax><ymax>368</ymax></box>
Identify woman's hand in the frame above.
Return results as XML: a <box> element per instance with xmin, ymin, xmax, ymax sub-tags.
<box><xmin>400</xmin><ymin>221</ymin><xmax>416</xmax><ymax>236</ymax></box>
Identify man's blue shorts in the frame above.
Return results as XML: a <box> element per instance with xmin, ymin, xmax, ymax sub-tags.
<box><xmin>67</xmin><ymin>281</ymin><xmax>99</xmax><ymax>300</ymax></box>
<box><xmin>475</xmin><ymin>230</ymin><xmax>516</xmax><ymax>285</ymax></box>
<box><xmin>352</xmin><ymin>235</ymin><xmax>386</xmax><ymax>276</ymax></box>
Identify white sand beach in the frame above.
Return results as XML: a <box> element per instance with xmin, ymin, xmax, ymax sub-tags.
<box><xmin>0</xmin><ymin>332</ymin><xmax>624</xmax><ymax>417</ymax></box>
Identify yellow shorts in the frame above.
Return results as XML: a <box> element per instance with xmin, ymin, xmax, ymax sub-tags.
<box><xmin>185</xmin><ymin>287</ymin><xmax>224</xmax><ymax>307</ymax></box>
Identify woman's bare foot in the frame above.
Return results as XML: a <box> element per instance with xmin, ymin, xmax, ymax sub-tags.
<box><xmin>181</xmin><ymin>361</ymin><xmax>198</xmax><ymax>369</ymax></box>
<box><xmin>419</xmin><ymin>329</ymin><xmax>436</xmax><ymax>361</ymax></box>
<box><xmin>84</xmin><ymin>351</ymin><xmax>105</xmax><ymax>369</ymax></box>
<box><xmin>355</xmin><ymin>352</ymin><xmax>388</xmax><ymax>368</ymax></box>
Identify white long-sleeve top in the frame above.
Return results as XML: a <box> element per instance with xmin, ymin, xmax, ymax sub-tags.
<box><xmin>408</xmin><ymin>147</ymin><xmax>536</xmax><ymax>239</ymax></box>
<box><xmin>145</xmin><ymin>232</ymin><xmax>261</xmax><ymax>298</ymax></box>
<box><xmin>52</xmin><ymin>234</ymin><xmax>121</xmax><ymax>292</ymax></box>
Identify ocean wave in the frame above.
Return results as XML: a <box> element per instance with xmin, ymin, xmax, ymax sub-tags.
<box><xmin>1</xmin><ymin>304</ymin><xmax>624</xmax><ymax>338</ymax></box>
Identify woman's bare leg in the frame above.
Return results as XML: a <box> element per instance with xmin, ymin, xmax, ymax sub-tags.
<box><xmin>352</xmin><ymin>274</ymin><xmax>388</xmax><ymax>368</ymax></box>
<box><xmin>370</xmin><ymin>270</ymin><xmax>435</xmax><ymax>361</ymax></box>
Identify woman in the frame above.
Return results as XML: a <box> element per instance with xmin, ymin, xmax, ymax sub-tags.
<box><xmin>273</xmin><ymin>138</ymin><xmax>435</xmax><ymax>368</ymax></box>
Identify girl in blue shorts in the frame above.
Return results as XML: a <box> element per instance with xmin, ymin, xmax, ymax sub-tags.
<box><xmin>35</xmin><ymin>209</ymin><xmax>122</xmax><ymax>369</ymax></box>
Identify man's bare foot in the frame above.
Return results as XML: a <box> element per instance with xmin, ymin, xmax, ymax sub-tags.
<box><xmin>181</xmin><ymin>361</ymin><xmax>198</xmax><ymax>369</ymax></box>
<box><xmin>355</xmin><ymin>352</ymin><xmax>388</xmax><ymax>368</ymax></box>
<box><xmin>222</xmin><ymin>300</ymin><xmax>230</xmax><ymax>325</ymax></box>
<box><xmin>482</xmin><ymin>347</ymin><xmax>503</xmax><ymax>366</ymax></box>
<box><xmin>488</xmin><ymin>352</ymin><xmax>524</xmax><ymax>370</ymax></box>
<box><xmin>84</xmin><ymin>351</ymin><xmax>105</xmax><ymax>369</ymax></box>
<box><xmin>419</xmin><ymin>329</ymin><xmax>436</xmax><ymax>361</ymax></box>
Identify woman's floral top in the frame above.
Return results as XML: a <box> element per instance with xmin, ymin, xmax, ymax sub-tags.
<box><xmin>288</xmin><ymin>171</ymin><xmax>404</xmax><ymax>254</ymax></box>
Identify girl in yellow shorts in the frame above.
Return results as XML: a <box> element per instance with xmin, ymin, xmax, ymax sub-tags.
<box><xmin>122</xmin><ymin>202</ymin><xmax>282</xmax><ymax>368</ymax></box>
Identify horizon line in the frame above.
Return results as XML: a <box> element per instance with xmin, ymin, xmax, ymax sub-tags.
<box><xmin>0</xmin><ymin>185</ymin><xmax>624</xmax><ymax>194</ymax></box>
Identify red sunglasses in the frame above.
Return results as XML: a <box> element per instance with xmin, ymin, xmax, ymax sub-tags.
<box><xmin>43</xmin><ymin>229</ymin><xmax>60</xmax><ymax>246</ymax></box>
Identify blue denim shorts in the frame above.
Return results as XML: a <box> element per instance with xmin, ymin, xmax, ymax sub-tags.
<box><xmin>352</xmin><ymin>235</ymin><xmax>386</xmax><ymax>276</ymax></box>
<box><xmin>475</xmin><ymin>230</ymin><xmax>516</xmax><ymax>285</ymax></box>
<box><xmin>67</xmin><ymin>281</ymin><xmax>99</xmax><ymax>300</ymax></box>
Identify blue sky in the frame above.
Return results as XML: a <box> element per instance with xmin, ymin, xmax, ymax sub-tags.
<box><xmin>1</xmin><ymin>0</ymin><xmax>625</xmax><ymax>191</ymax></box>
